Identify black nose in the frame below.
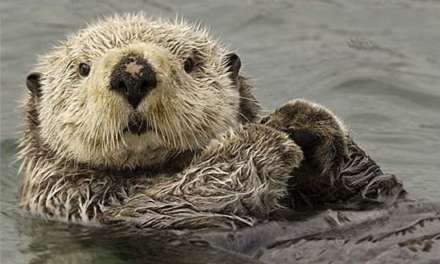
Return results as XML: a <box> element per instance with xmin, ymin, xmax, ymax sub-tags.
<box><xmin>110</xmin><ymin>54</ymin><xmax>157</xmax><ymax>109</ymax></box>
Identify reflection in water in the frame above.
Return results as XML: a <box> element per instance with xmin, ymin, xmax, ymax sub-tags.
<box><xmin>16</xmin><ymin>219</ymin><xmax>256</xmax><ymax>264</ymax></box>
<box><xmin>1</xmin><ymin>0</ymin><xmax>440</xmax><ymax>263</ymax></box>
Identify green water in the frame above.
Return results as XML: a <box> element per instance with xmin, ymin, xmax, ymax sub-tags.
<box><xmin>1</xmin><ymin>0</ymin><xmax>440</xmax><ymax>263</ymax></box>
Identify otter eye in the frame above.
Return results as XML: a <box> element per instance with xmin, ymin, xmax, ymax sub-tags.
<box><xmin>79</xmin><ymin>63</ymin><xmax>91</xmax><ymax>77</ymax></box>
<box><xmin>183</xmin><ymin>58</ymin><xmax>194</xmax><ymax>73</ymax></box>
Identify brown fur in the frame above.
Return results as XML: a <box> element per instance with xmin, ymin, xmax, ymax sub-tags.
<box><xmin>261</xmin><ymin>99</ymin><xmax>349</xmax><ymax>209</ymax></box>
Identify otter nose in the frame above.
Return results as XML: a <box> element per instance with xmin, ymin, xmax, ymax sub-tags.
<box><xmin>110</xmin><ymin>55</ymin><xmax>157</xmax><ymax>109</ymax></box>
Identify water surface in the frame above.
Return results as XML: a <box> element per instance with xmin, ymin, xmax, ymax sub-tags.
<box><xmin>1</xmin><ymin>0</ymin><xmax>440</xmax><ymax>263</ymax></box>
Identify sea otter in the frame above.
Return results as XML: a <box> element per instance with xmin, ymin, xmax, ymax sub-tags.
<box><xmin>20</xmin><ymin>14</ymin><xmax>351</xmax><ymax>229</ymax></box>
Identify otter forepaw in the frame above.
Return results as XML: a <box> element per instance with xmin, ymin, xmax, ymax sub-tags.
<box><xmin>214</xmin><ymin>124</ymin><xmax>304</xmax><ymax>177</ymax></box>
<box><xmin>201</xmin><ymin>124</ymin><xmax>305</xmax><ymax>216</ymax></box>
<box><xmin>261</xmin><ymin>99</ymin><xmax>348</xmax><ymax>184</ymax></box>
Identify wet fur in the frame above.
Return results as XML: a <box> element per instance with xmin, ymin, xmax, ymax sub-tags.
<box><xmin>20</xmin><ymin>14</ymin><xmax>357</xmax><ymax>229</ymax></box>
<box><xmin>261</xmin><ymin>99</ymin><xmax>350</xmax><ymax>210</ymax></box>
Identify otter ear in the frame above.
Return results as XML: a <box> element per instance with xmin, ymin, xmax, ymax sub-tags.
<box><xmin>225</xmin><ymin>53</ymin><xmax>241</xmax><ymax>81</ymax></box>
<box><xmin>26</xmin><ymin>72</ymin><xmax>42</xmax><ymax>97</ymax></box>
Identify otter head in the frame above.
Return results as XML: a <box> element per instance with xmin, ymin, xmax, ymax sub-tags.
<box><xmin>25</xmin><ymin>14</ymin><xmax>259</xmax><ymax>169</ymax></box>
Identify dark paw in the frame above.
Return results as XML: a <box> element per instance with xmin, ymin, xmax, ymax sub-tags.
<box><xmin>261</xmin><ymin>99</ymin><xmax>348</xmax><ymax>182</ymax></box>
<box><xmin>289</xmin><ymin>128</ymin><xmax>320</xmax><ymax>152</ymax></box>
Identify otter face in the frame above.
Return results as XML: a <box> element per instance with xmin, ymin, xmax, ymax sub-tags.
<box><xmin>26</xmin><ymin>14</ymin><xmax>257</xmax><ymax>169</ymax></box>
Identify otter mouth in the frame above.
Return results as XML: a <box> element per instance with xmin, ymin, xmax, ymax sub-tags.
<box><xmin>124</xmin><ymin>113</ymin><xmax>152</xmax><ymax>135</ymax></box>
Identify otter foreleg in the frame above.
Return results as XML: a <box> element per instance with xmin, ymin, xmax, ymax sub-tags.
<box><xmin>101</xmin><ymin>124</ymin><xmax>303</xmax><ymax>229</ymax></box>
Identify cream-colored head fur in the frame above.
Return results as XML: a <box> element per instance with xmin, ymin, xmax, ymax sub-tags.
<box><xmin>30</xmin><ymin>14</ymin><xmax>248</xmax><ymax>169</ymax></box>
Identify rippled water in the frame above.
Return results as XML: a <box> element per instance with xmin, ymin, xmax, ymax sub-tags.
<box><xmin>1</xmin><ymin>0</ymin><xmax>440</xmax><ymax>263</ymax></box>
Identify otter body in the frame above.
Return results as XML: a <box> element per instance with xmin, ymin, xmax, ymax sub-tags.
<box><xmin>20</xmin><ymin>14</ymin><xmax>363</xmax><ymax>229</ymax></box>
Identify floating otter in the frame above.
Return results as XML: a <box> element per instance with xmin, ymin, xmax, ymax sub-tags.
<box><xmin>20</xmin><ymin>14</ymin><xmax>385</xmax><ymax>229</ymax></box>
